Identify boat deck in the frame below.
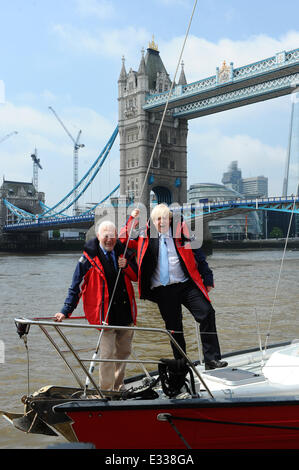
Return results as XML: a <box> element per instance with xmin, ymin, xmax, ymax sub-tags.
<box><xmin>4</xmin><ymin>319</ymin><xmax>299</xmax><ymax>449</ymax></box>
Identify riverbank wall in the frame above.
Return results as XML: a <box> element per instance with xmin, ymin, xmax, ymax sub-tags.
<box><xmin>0</xmin><ymin>238</ymin><xmax>85</xmax><ymax>253</ymax></box>
<box><xmin>1</xmin><ymin>237</ymin><xmax>299</xmax><ymax>254</ymax></box>
<box><xmin>212</xmin><ymin>238</ymin><xmax>299</xmax><ymax>250</ymax></box>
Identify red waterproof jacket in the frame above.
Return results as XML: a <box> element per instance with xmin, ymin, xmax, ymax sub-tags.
<box><xmin>119</xmin><ymin>216</ymin><xmax>212</xmax><ymax>303</ymax></box>
<box><xmin>82</xmin><ymin>250</ymin><xmax>138</xmax><ymax>325</ymax></box>
<box><xmin>61</xmin><ymin>238</ymin><xmax>138</xmax><ymax>326</ymax></box>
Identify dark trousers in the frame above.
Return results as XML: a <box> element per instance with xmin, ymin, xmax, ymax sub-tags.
<box><xmin>152</xmin><ymin>280</ymin><xmax>221</xmax><ymax>363</ymax></box>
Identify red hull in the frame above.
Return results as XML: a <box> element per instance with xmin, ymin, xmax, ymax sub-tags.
<box><xmin>62</xmin><ymin>401</ymin><xmax>299</xmax><ymax>449</ymax></box>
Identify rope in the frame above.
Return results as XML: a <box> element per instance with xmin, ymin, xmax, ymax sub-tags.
<box><xmin>165</xmin><ymin>413</ymin><xmax>299</xmax><ymax>432</ymax></box>
<box><xmin>264</xmin><ymin>183</ymin><xmax>299</xmax><ymax>353</ymax></box>
<box><xmin>105</xmin><ymin>0</ymin><xmax>199</xmax><ymax>318</ymax></box>
<box><xmin>15</xmin><ymin>321</ymin><xmax>31</xmax><ymax>396</ymax></box>
<box><xmin>166</xmin><ymin>416</ymin><xmax>192</xmax><ymax>449</ymax></box>
<box><xmin>23</xmin><ymin>336</ymin><xmax>30</xmax><ymax>397</ymax></box>
<box><xmin>158</xmin><ymin>358</ymin><xmax>195</xmax><ymax>398</ymax></box>
<box><xmin>137</xmin><ymin>0</ymin><xmax>198</xmax><ymax>209</ymax></box>
<box><xmin>85</xmin><ymin>0</ymin><xmax>199</xmax><ymax>387</ymax></box>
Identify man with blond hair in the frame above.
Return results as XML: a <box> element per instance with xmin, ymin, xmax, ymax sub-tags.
<box><xmin>120</xmin><ymin>204</ymin><xmax>227</xmax><ymax>370</ymax></box>
<box><xmin>55</xmin><ymin>221</ymin><xmax>138</xmax><ymax>391</ymax></box>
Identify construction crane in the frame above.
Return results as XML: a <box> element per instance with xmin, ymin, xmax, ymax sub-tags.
<box><xmin>30</xmin><ymin>149</ymin><xmax>42</xmax><ymax>192</ymax></box>
<box><xmin>0</xmin><ymin>131</ymin><xmax>18</xmax><ymax>145</ymax></box>
<box><xmin>49</xmin><ymin>106</ymin><xmax>85</xmax><ymax>215</ymax></box>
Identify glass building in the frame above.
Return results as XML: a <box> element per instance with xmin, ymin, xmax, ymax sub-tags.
<box><xmin>188</xmin><ymin>183</ymin><xmax>262</xmax><ymax>240</ymax></box>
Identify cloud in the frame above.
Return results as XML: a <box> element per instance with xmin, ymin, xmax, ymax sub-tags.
<box><xmin>52</xmin><ymin>23</ymin><xmax>149</xmax><ymax>63</ymax></box>
<box><xmin>188</xmin><ymin>129</ymin><xmax>286</xmax><ymax>196</ymax></box>
<box><xmin>0</xmin><ymin>102</ymin><xmax>55</xmax><ymax>138</ymax></box>
<box><xmin>159</xmin><ymin>30</ymin><xmax>299</xmax><ymax>83</ymax></box>
<box><xmin>52</xmin><ymin>21</ymin><xmax>299</xmax><ymax>84</ymax></box>
<box><xmin>75</xmin><ymin>0</ymin><xmax>115</xmax><ymax>19</ymax></box>
<box><xmin>4</xmin><ymin>25</ymin><xmax>299</xmax><ymax>208</ymax></box>
<box><xmin>156</xmin><ymin>28</ymin><xmax>298</xmax><ymax>198</ymax></box>
<box><xmin>0</xmin><ymin>100</ymin><xmax>118</xmax><ymax>207</ymax></box>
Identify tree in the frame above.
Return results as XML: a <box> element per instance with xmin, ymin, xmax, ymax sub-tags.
<box><xmin>269</xmin><ymin>227</ymin><xmax>283</xmax><ymax>239</ymax></box>
<box><xmin>52</xmin><ymin>229</ymin><xmax>61</xmax><ymax>239</ymax></box>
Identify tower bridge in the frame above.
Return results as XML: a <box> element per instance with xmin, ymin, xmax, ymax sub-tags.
<box><xmin>4</xmin><ymin>196</ymin><xmax>299</xmax><ymax>233</ymax></box>
<box><xmin>144</xmin><ymin>48</ymin><xmax>299</xmax><ymax>119</ymax></box>
<box><xmin>118</xmin><ymin>41</ymin><xmax>299</xmax><ymax>209</ymax></box>
<box><xmin>1</xmin><ymin>39</ymin><xmax>299</xmax><ymax>248</ymax></box>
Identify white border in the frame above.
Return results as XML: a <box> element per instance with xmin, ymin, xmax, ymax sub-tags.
<box><xmin>0</xmin><ymin>80</ymin><xmax>5</xmax><ymax>104</ymax></box>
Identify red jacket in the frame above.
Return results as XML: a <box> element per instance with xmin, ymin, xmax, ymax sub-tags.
<box><xmin>82</xmin><ymin>250</ymin><xmax>137</xmax><ymax>325</ymax></box>
<box><xmin>119</xmin><ymin>216</ymin><xmax>212</xmax><ymax>303</ymax></box>
<box><xmin>61</xmin><ymin>238</ymin><xmax>137</xmax><ymax>326</ymax></box>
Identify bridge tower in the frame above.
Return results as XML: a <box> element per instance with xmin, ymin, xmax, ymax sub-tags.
<box><xmin>0</xmin><ymin>179</ymin><xmax>46</xmax><ymax>250</ymax></box>
<box><xmin>118</xmin><ymin>38</ymin><xmax>188</xmax><ymax>213</ymax></box>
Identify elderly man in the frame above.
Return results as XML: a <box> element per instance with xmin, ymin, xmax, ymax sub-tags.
<box><xmin>55</xmin><ymin>221</ymin><xmax>138</xmax><ymax>392</ymax></box>
<box><xmin>120</xmin><ymin>204</ymin><xmax>227</xmax><ymax>370</ymax></box>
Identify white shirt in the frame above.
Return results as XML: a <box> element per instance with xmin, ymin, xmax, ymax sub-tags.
<box><xmin>150</xmin><ymin>229</ymin><xmax>188</xmax><ymax>289</ymax></box>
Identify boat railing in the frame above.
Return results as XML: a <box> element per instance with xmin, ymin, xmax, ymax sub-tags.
<box><xmin>14</xmin><ymin>317</ymin><xmax>214</xmax><ymax>399</ymax></box>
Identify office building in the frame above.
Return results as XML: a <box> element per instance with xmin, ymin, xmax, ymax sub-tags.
<box><xmin>242</xmin><ymin>176</ymin><xmax>268</xmax><ymax>198</ymax></box>
<box><xmin>188</xmin><ymin>183</ymin><xmax>262</xmax><ymax>240</ymax></box>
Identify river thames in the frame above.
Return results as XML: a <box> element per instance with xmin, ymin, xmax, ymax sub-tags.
<box><xmin>0</xmin><ymin>248</ymin><xmax>299</xmax><ymax>448</ymax></box>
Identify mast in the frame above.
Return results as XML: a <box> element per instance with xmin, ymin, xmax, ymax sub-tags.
<box><xmin>282</xmin><ymin>101</ymin><xmax>295</xmax><ymax>197</ymax></box>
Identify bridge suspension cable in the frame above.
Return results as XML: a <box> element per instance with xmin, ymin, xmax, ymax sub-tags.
<box><xmin>80</xmin><ymin>184</ymin><xmax>120</xmax><ymax>216</ymax></box>
<box><xmin>40</xmin><ymin>125</ymin><xmax>119</xmax><ymax>218</ymax></box>
<box><xmin>3</xmin><ymin>199</ymin><xmax>36</xmax><ymax>221</ymax></box>
<box><xmin>39</xmin><ymin>201</ymin><xmax>69</xmax><ymax>218</ymax></box>
<box><xmin>3</xmin><ymin>183</ymin><xmax>120</xmax><ymax>224</ymax></box>
<box><xmin>3</xmin><ymin>126</ymin><xmax>119</xmax><ymax>223</ymax></box>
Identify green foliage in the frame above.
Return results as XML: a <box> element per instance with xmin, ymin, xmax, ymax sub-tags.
<box><xmin>52</xmin><ymin>229</ymin><xmax>61</xmax><ymax>239</ymax></box>
<box><xmin>269</xmin><ymin>227</ymin><xmax>283</xmax><ymax>239</ymax></box>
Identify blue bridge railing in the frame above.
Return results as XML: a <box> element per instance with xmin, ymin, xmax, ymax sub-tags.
<box><xmin>4</xmin><ymin>195</ymin><xmax>299</xmax><ymax>232</ymax></box>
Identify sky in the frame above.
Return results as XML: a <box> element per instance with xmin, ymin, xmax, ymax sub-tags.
<box><xmin>0</xmin><ymin>0</ymin><xmax>299</xmax><ymax>209</ymax></box>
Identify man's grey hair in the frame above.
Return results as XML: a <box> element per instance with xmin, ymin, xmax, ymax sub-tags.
<box><xmin>96</xmin><ymin>220</ymin><xmax>117</xmax><ymax>236</ymax></box>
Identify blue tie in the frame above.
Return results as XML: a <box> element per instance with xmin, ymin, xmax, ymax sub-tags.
<box><xmin>159</xmin><ymin>235</ymin><xmax>169</xmax><ymax>286</ymax></box>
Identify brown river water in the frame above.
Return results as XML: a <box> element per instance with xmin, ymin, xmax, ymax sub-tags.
<box><xmin>0</xmin><ymin>248</ymin><xmax>299</xmax><ymax>449</ymax></box>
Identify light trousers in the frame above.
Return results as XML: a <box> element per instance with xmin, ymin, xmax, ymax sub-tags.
<box><xmin>99</xmin><ymin>324</ymin><xmax>134</xmax><ymax>391</ymax></box>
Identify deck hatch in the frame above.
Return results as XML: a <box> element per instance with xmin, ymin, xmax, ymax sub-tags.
<box><xmin>203</xmin><ymin>367</ymin><xmax>265</xmax><ymax>386</ymax></box>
